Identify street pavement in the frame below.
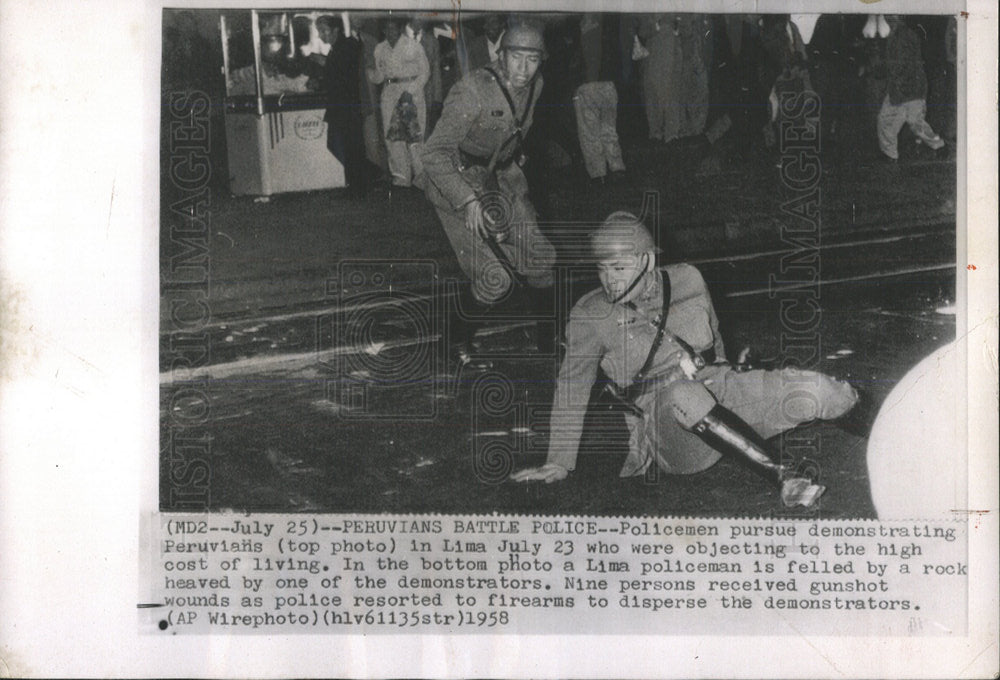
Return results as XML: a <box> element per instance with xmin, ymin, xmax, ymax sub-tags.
<box><xmin>160</xmin><ymin>132</ymin><xmax>957</xmax><ymax>518</ymax></box>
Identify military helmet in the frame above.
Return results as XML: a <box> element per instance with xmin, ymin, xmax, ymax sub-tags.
<box><xmin>499</xmin><ymin>22</ymin><xmax>547</xmax><ymax>58</ymax></box>
<box><xmin>591</xmin><ymin>211</ymin><xmax>659</xmax><ymax>262</ymax></box>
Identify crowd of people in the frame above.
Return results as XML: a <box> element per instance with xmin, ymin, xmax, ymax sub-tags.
<box><xmin>163</xmin><ymin>11</ymin><xmax>956</xmax><ymax>196</ymax></box>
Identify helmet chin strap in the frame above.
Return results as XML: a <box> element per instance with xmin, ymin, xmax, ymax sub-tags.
<box><xmin>607</xmin><ymin>252</ymin><xmax>651</xmax><ymax>304</ymax></box>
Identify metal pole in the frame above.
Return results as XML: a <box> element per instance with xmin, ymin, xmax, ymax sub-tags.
<box><xmin>219</xmin><ymin>14</ymin><xmax>231</xmax><ymax>92</ymax></box>
<box><xmin>250</xmin><ymin>9</ymin><xmax>265</xmax><ymax>116</ymax></box>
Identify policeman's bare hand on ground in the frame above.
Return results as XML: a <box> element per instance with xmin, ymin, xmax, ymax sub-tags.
<box><xmin>510</xmin><ymin>463</ymin><xmax>568</xmax><ymax>484</ymax></box>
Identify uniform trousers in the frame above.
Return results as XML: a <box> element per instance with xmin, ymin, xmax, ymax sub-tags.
<box><xmin>573</xmin><ymin>82</ymin><xmax>626</xmax><ymax>179</ymax></box>
<box><xmin>433</xmin><ymin>164</ymin><xmax>556</xmax><ymax>305</ymax></box>
<box><xmin>877</xmin><ymin>95</ymin><xmax>944</xmax><ymax>160</ymax></box>
<box><xmin>621</xmin><ymin>364</ymin><xmax>859</xmax><ymax>477</ymax></box>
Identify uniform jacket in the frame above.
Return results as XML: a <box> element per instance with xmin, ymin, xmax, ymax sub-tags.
<box><xmin>546</xmin><ymin>264</ymin><xmax>726</xmax><ymax>473</ymax></box>
<box><xmin>422</xmin><ymin>61</ymin><xmax>543</xmax><ymax>211</ymax></box>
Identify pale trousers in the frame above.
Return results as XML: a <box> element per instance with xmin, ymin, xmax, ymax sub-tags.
<box><xmin>877</xmin><ymin>95</ymin><xmax>943</xmax><ymax>160</ymax></box>
<box><xmin>380</xmin><ymin>82</ymin><xmax>427</xmax><ymax>187</ymax></box>
<box><xmin>573</xmin><ymin>82</ymin><xmax>626</xmax><ymax>179</ymax></box>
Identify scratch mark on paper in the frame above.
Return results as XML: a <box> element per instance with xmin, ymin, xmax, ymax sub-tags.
<box><xmin>107</xmin><ymin>174</ymin><xmax>117</xmax><ymax>238</ymax></box>
<box><xmin>958</xmin><ymin>640</ymin><xmax>996</xmax><ymax>677</ymax></box>
<box><xmin>778</xmin><ymin>616</ymin><xmax>846</xmax><ymax>676</ymax></box>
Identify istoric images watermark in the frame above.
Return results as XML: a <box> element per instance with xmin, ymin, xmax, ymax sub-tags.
<box><xmin>773</xmin><ymin>87</ymin><xmax>824</xmax><ymax>512</ymax></box>
<box><xmin>162</xmin><ymin>90</ymin><xmax>213</xmax><ymax>510</ymax></box>
<box><xmin>319</xmin><ymin>260</ymin><xmax>442</xmax><ymax>420</ymax></box>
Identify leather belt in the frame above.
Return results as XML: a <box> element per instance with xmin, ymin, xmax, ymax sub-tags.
<box><xmin>386</xmin><ymin>75</ymin><xmax>417</xmax><ymax>84</ymax></box>
<box><xmin>602</xmin><ymin>349</ymin><xmax>721</xmax><ymax>418</ymax></box>
<box><xmin>458</xmin><ymin>148</ymin><xmax>515</xmax><ymax>172</ymax></box>
<box><xmin>644</xmin><ymin>347</ymin><xmax>718</xmax><ymax>382</ymax></box>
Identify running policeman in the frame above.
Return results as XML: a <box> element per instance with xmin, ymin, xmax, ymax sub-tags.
<box><xmin>421</xmin><ymin>20</ymin><xmax>557</xmax><ymax>368</ymax></box>
<box><xmin>511</xmin><ymin>211</ymin><xmax>859</xmax><ymax>508</ymax></box>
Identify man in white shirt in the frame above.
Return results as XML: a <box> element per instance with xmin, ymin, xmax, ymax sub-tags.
<box><xmin>367</xmin><ymin>18</ymin><xmax>430</xmax><ymax>187</ymax></box>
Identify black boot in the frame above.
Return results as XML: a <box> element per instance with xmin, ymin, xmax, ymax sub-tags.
<box><xmin>669</xmin><ymin>380</ymin><xmax>826</xmax><ymax>508</ymax></box>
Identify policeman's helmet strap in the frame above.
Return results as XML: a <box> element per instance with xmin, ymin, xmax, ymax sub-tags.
<box><xmin>483</xmin><ymin>66</ymin><xmax>536</xmax><ymax>156</ymax></box>
<box><xmin>607</xmin><ymin>252</ymin><xmax>650</xmax><ymax>305</ymax></box>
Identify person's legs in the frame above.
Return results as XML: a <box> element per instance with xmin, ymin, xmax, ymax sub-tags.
<box><xmin>598</xmin><ymin>83</ymin><xmax>626</xmax><ymax>172</ymax></box>
<box><xmin>480</xmin><ymin>167</ymin><xmax>558</xmax><ymax>354</ymax></box>
<box><xmin>408</xmin><ymin>143</ymin><xmax>425</xmax><ymax>189</ymax></box>
<box><xmin>511</xmin><ymin>192</ymin><xmax>557</xmax><ymax>355</ymax></box>
<box><xmin>332</xmin><ymin>116</ymin><xmax>367</xmax><ymax>194</ymax></box>
<box><xmin>362</xmin><ymin>112</ymin><xmax>385</xmax><ymax>176</ymax></box>
<box><xmin>685</xmin><ymin>62</ymin><xmax>710</xmax><ymax>136</ymax></box>
<box><xmin>386</xmin><ymin>142</ymin><xmax>411</xmax><ymax>185</ymax></box>
<box><xmin>326</xmin><ymin>123</ymin><xmax>347</xmax><ymax>175</ymax></box>
<box><xmin>627</xmin><ymin>387</ymin><xmax>723</xmax><ymax>476</ymax></box>
<box><xmin>381</xmin><ymin>85</ymin><xmax>411</xmax><ymax>186</ymax></box>
<box><xmin>876</xmin><ymin>93</ymin><xmax>907</xmax><ymax>159</ymax></box>
<box><xmin>904</xmin><ymin>99</ymin><xmax>945</xmax><ymax>150</ymax></box>
<box><xmin>662</xmin><ymin>49</ymin><xmax>684</xmax><ymax>143</ymax></box>
<box><xmin>643</xmin><ymin>70</ymin><xmax>665</xmax><ymax>140</ymax></box>
<box><xmin>574</xmin><ymin>84</ymin><xmax>606</xmax><ymax>179</ymax></box>
<box><xmin>435</xmin><ymin>204</ymin><xmax>512</xmax><ymax>306</ymax></box>
<box><xmin>497</xmin><ymin>167</ymin><xmax>555</xmax><ymax>289</ymax></box>
<box><xmin>409</xmin><ymin>92</ymin><xmax>428</xmax><ymax>187</ymax></box>
<box><xmin>656</xmin><ymin>373</ymin><xmax>847</xmax><ymax>507</ymax></box>
<box><xmin>712</xmin><ymin>366</ymin><xmax>858</xmax><ymax>440</ymax></box>
<box><xmin>413</xmin><ymin>90</ymin><xmax>427</xmax><ymax>141</ymax></box>
<box><xmin>435</xmin><ymin>204</ymin><xmax>510</xmax><ymax>368</ymax></box>
<box><xmin>617</xmin><ymin>366</ymin><xmax>856</xmax><ymax>479</ymax></box>
<box><xmin>345</xmin><ymin>119</ymin><xmax>368</xmax><ymax>194</ymax></box>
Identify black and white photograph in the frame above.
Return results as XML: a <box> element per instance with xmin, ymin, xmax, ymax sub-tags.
<box><xmin>0</xmin><ymin>0</ymin><xmax>996</xmax><ymax>676</ymax></box>
<box><xmin>162</xmin><ymin>7</ymin><xmax>960</xmax><ymax>518</ymax></box>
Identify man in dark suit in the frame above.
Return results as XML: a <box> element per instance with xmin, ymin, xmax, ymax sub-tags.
<box><xmin>462</xmin><ymin>14</ymin><xmax>506</xmax><ymax>76</ymax></box>
<box><xmin>317</xmin><ymin>15</ymin><xmax>367</xmax><ymax>196</ymax></box>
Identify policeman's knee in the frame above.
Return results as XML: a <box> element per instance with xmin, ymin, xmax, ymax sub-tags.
<box><xmin>473</xmin><ymin>263</ymin><xmax>513</xmax><ymax>304</ymax></box>
<box><xmin>472</xmin><ymin>286</ymin><xmax>508</xmax><ymax>306</ymax></box>
<box><xmin>664</xmin><ymin>380</ymin><xmax>717</xmax><ymax>429</ymax></box>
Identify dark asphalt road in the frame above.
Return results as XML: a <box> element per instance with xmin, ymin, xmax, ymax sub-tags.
<box><xmin>160</xmin><ymin>227</ymin><xmax>956</xmax><ymax>518</ymax></box>
<box><xmin>160</xmin><ymin>120</ymin><xmax>957</xmax><ymax>518</ymax></box>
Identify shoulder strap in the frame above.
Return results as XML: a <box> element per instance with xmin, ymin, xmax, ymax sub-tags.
<box><xmin>625</xmin><ymin>270</ymin><xmax>672</xmax><ymax>393</ymax></box>
<box><xmin>480</xmin><ymin>68</ymin><xmax>537</xmax><ymax>178</ymax></box>
<box><xmin>483</xmin><ymin>66</ymin><xmax>536</xmax><ymax>137</ymax></box>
